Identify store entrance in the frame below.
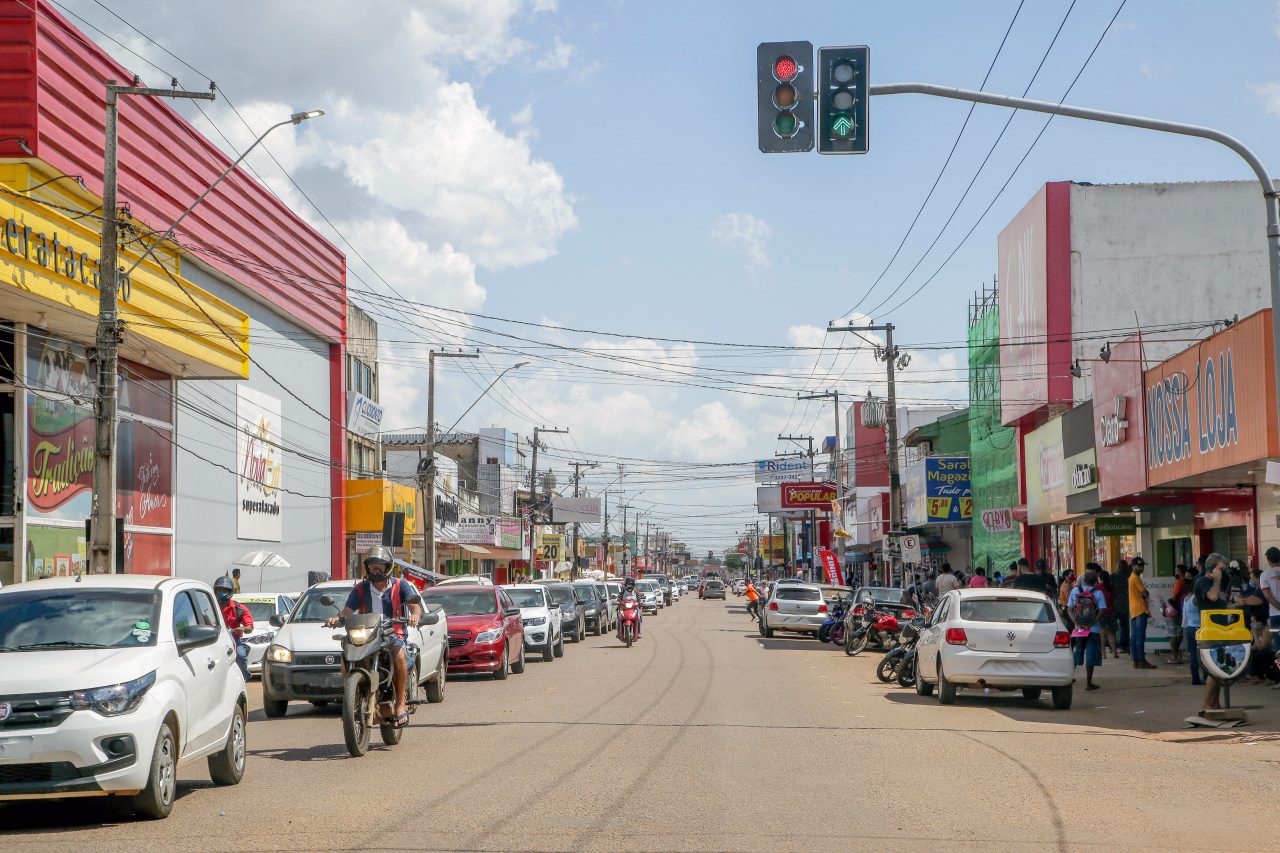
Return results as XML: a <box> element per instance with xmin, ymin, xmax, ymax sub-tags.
<box><xmin>1206</xmin><ymin>526</ymin><xmax>1249</xmax><ymax>565</ymax></box>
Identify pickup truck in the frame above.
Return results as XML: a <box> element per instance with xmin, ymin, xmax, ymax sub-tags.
<box><xmin>261</xmin><ymin>579</ymin><xmax>447</xmax><ymax>717</ymax></box>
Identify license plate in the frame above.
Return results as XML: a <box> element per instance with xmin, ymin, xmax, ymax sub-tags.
<box><xmin>0</xmin><ymin>737</ymin><xmax>34</xmax><ymax>761</ymax></box>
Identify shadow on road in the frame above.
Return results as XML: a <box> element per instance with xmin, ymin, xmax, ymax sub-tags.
<box><xmin>250</xmin><ymin>742</ymin><xmax>358</xmax><ymax>762</ymax></box>
<box><xmin>0</xmin><ymin>781</ymin><xmax>214</xmax><ymax>832</ymax></box>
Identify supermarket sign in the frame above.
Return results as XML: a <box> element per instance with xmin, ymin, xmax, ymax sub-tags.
<box><xmin>779</xmin><ymin>482</ymin><xmax>838</xmax><ymax>509</ymax></box>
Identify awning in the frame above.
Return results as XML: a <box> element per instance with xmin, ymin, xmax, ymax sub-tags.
<box><xmin>443</xmin><ymin>543</ymin><xmax>491</xmax><ymax>555</ymax></box>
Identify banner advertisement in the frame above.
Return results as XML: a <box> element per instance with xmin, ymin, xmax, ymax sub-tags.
<box><xmin>347</xmin><ymin>391</ymin><xmax>384</xmax><ymax>440</ymax></box>
<box><xmin>817</xmin><ymin>548</ymin><xmax>842</xmax><ymax>585</ymax></box>
<box><xmin>754</xmin><ymin>458</ymin><xmax>812</xmax><ymax>483</ymax></box>
<box><xmin>458</xmin><ymin>516</ymin><xmax>499</xmax><ymax>546</ymax></box>
<box><xmin>536</xmin><ymin>533</ymin><xmax>565</xmax><ymax>561</ymax></box>
<box><xmin>551</xmin><ymin>496</ymin><xmax>601</xmax><ymax>523</ymax></box>
<box><xmin>237</xmin><ymin>386</ymin><xmax>283</xmax><ymax>541</ymax></box>
<box><xmin>779</xmin><ymin>482</ymin><xmax>838</xmax><ymax>509</ymax></box>
<box><xmin>498</xmin><ymin>519</ymin><xmax>522</xmax><ymax>550</ymax></box>
<box><xmin>904</xmin><ymin>457</ymin><xmax>972</xmax><ymax>527</ymax></box>
<box><xmin>979</xmin><ymin>508</ymin><xmax>1014</xmax><ymax>533</ymax></box>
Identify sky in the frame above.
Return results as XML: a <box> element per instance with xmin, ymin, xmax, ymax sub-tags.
<box><xmin>56</xmin><ymin>0</ymin><xmax>1280</xmax><ymax>555</ymax></box>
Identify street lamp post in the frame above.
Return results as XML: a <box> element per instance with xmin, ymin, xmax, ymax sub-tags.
<box><xmin>424</xmin><ymin>351</ymin><xmax>480</xmax><ymax>576</ymax></box>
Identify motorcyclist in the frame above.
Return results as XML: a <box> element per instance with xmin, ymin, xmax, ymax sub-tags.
<box><xmin>618</xmin><ymin>575</ymin><xmax>642</xmax><ymax>640</ymax></box>
<box><xmin>745</xmin><ymin>581</ymin><xmax>761</xmax><ymax>621</ymax></box>
<box><xmin>326</xmin><ymin>546</ymin><xmax>423</xmax><ymax>728</ymax></box>
<box><xmin>215</xmin><ymin>575</ymin><xmax>253</xmax><ymax>680</ymax></box>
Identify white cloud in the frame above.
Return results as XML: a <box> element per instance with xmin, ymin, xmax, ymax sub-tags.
<box><xmin>535</xmin><ymin>36</ymin><xmax>575</xmax><ymax>71</ymax></box>
<box><xmin>666</xmin><ymin>402</ymin><xmax>749</xmax><ymax>462</ymax></box>
<box><xmin>1252</xmin><ymin>82</ymin><xmax>1280</xmax><ymax>116</ymax></box>
<box><xmin>1138</xmin><ymin>62</ymin><xmax>1153</xmax><ymax>79</ymax></box>
<box><xmin>711</xmin><ymin>213</ymin><xmax>772</xmax><ymax>272</ymax></box>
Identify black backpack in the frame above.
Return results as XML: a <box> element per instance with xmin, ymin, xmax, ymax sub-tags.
<box><xmin>1071</xmin><ymin>587</ymin><xmax>1100</xmax><ymax>629</ymax></box>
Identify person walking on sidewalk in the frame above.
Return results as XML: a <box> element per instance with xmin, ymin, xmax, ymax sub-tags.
<box><xmin>1097</xmin><ymin>567</ymin><xmax>1121</xmax><ymax>659</ymax></box>
<box><xmin>968</xmin><ymin>567</ymin><xmax>989</xmax><ymax>588</ymax></box>
<box><xmin>1129</xmin><ymin>557</ymin><xmax>1156</xmax><ymax>669</ymax></box>
<box><xmin>1166</xmin><ymin>564</ymin><xmax>1190</xmax><ymax>664</ymax></box>
<box><xmin>1183</xmin><ymin>577</ymin><xmax>1204</xmax><ymax>686</ymax></box>
<box><xmin>1068</xmin><ymin>570</ymin><xmax>1106</xmax><ymax>691</ymax></box>
<box><xmin>935</xmin><ymin>562</ymin><xmax>961</xmax><ymax>596</ymax></box>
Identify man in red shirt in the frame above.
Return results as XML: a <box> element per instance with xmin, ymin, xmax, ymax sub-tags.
<box><xmin>215</xmin><ymin>575</ymin><xmax>253</xmax><ymax>680</ymax></box>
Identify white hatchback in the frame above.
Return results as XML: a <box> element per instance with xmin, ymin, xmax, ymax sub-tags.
<box><xmin>502</xmin><ymin>584</ymin><xmax>564</xmax><ymax>661</ymax></box>
<box><xmin>0</xmin><ymin>575</ymin><xmax>248</xmax><ymax>818</ymax></box>
<box><xmin>914</xmin><ymin>588</ymin><xmax>1075</xmax><ymax>709</ymax></box>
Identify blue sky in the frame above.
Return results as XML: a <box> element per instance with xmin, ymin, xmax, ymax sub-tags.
<box><xmin>60</xmin><ymin>0</ymin><xmax>1280</xmax><ymax>552</ymax></box>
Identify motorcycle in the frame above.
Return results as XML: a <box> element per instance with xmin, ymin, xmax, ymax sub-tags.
<box><xmin>617</xmin><ymin>596</ymin><xmax>641</xmax><ymax>647</ymax></box>
<box><xmin>894</xmin><ymin>622</ymin><xmax>923</xmax><ymax>688</ymax></box>
<box><xmin>817</xmin><ymin>597</ymin><xmax>850</xmax><ymax>644</ymax></box>
<box><xmin>844</xmin><ymin>603</ymin><xmax>906</xmax><ymax>657</ymax></box>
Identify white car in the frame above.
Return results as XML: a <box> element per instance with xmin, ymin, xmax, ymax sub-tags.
<box><xmin>635</xmin><ymin>580</ymin><xmax>662</xmax><ymax>614</ymax></box>
<box><xmin>0</xmin><ymin>575</ymin><xmax>247</xmax><ymax>819</ymax></box>
<box><xmin>232</xmin><ymin>592</ymin><xmax>297</xmax><ymax>676</ymax></box>
<box><xmin>502</xmin><ymin>584</ymin><xmax>564</xmax><ymax>661</ymax></box>
<box><xmin>669</xmin><ymin>583</ymin><xmax>682</xmax><ymax>602</ymax></box>
<box><xmin>914</xmin><ymin>588</ymin><xmax>1075</xmax><ymax>709</ymax></box>
<box><xmin>435</xmin><ymin>575</ymin><xmax>493</xmax><ymax>587</ymax></box>
<box><xmin>758</xmin><ymin>582</ymin><xmax>828</xmax><ymax>637</ymax></box>
<box><xmin>262</xmin><ymin>580</ymin><xmax>447</xmax><ymax>718</ymax></box>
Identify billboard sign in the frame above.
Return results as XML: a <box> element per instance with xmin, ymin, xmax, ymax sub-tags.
<box><xmin>1024</xmin><ymin>417</ymin><xmax>1068</xmax><ymax>526</ymax></box>
<box><xmin>779</xmin><ymin>482</ymin><xmax>838</xmax><ymax>509</ymax></box>
<box><xmin>236</xmin><ymin>386</ymin><xmax>283</xmax><ymax>542</ymax></box>
<box><xmin>755</xmin><ymin>458</ymin><xmax>812</xmax><ymax>483</ymax></box>
<box><xmin>755</xmin><ymin>486</ymin><xmax>809</xmax><ymax>518</ymax></box>
<box><xmin>551</xmin><ymin>496</ymin><xmax>601</xmax><ymax>523</ymax></box>
<box><xmin>904</xmin><ymin>457</ymin><xmax>972</xmax><ymax>526</ymax></box>
<box><xmin>347</xmin><ymin>392</ymin><xmax>384</xmax><ymax>440</ymax></box>
<box><xmin>457</xmin><ymin>516</ymin><xmax>499</xmax><ymax>546</ymax></box>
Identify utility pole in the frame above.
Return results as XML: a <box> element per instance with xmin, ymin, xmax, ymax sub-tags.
<box><xmin>799</xmin><ymin>390</ymin><xmax>843</xmax><ymax>572</ymax></box>
<box><xmin>778</xmin><ymin>433</ymin><xmax>815</xmax><ymax>580</ymax></box>
<box><xmin>91</xmin><ymin>79</ymin><xmax>216</xmax><ymax>576</ymax></box>
<box><xmin>424</xmin><ymin>350</ymin><xmax>479</xmax><ymax>577</ymax></box>
<box><xmin>569</xmin><ymin>461</ymin><xmax>598</xmax><ymax>578</ymax></box>
<box><xmin>528</xmin><ymin>426</ymin><xmax>568</xmax><ymax>578</ymax></box>
<box><xmin>827</xmin><ymin>322</ymin><xmax>904</xmax><ymax>584</ymax></box>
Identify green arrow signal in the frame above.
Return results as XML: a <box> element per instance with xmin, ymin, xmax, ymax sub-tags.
<box><xmin>831</xmin><ymin>113</ymin><xmax>853</xmax><ymax>138</ymax></box>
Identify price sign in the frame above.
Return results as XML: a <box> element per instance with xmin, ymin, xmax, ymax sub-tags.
<box><xmin>928</xmin><ymin>497</ymin><xmax>952</xmax><ymax>519</ymax></box>
<box><xmin>959</xmin><ymin>497</ymin><xmax>972</xmax><ymax>519</ymax></box>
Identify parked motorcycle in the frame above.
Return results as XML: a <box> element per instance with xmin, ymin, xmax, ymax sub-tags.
<box><xmin>894</xmin><ymin>622</ymin><xmax>923</xmax><ymax>687</ymax></box>
<box><xmin>844</xmin><ymin>604</ymin><xmax>903</xmax><ymax>657</ymax></box>
<box><xmin>618</xmin><ymin>596</ymin><xmax>641</xmax><ymax>647</ymax></box>
<box><xmin>818</xmin><ymin>597</ymin><xmax>850</xmax><ymax>644</ymax></box>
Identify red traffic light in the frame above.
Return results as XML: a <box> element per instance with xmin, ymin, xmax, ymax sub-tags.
<box><xmin>773</xmin><ymin>55</ymin><xmax>798</xmax><ymax>81</ymax></box>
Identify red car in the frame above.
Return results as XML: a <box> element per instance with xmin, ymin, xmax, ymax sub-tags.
<box><xmin>423</xmin><ymin>585</ymin><xmax>526</xmax><ymax>679</ymax></box>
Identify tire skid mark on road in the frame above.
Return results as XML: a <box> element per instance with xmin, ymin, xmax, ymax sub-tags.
<box><xmin>368</xmin><ymin>618</ymin><xmax>665</xmax><ymax>850</ymax></box>
<box><xmin>566</xmin><ymin>608</ymin><xmax>719</xmax><ymax>851</ymax></box>
<box><xmin>959</xmin><ymin>732</ymin><xmax>1068</xmax><ymax>853</ymax></box>
<box><xmin>450</xmin><ymin>605</ymin><xmax>694</xmax><ymax>851</ymax></box>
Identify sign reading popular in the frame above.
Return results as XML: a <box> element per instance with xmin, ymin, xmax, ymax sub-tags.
<box><xmin>779</xmin><ymin>482</ymin><xmax>838</xmax><ymax>509</ymax></box>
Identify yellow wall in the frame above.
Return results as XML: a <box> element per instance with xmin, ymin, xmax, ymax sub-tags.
<box><xmin>345</xmin><ymin>479</ymin><xmax>419</xmax><ymax>535</ymax></box>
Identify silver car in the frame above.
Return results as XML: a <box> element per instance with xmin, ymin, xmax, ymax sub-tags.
<box><xmin>759</xmin><ymin>582</ymin><xmax>828</xmax><ymax>638</ymax></box>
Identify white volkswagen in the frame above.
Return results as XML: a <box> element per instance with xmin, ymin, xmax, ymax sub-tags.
<box><xmin>0</xmin><ymin>575</ymin><xmax>248</xmax><ymax>819</ymax></box>
<box><xmin>501</xmin><ymin>584</ymin><xmax>564</xmax><ymax>662</ymax></box>
<box><xmin>914</xmin><ymin>588</ymin><xmax>1075</xmax><ymax>709</ymax></box>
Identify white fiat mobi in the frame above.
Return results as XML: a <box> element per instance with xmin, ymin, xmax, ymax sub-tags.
<box><xmin>0</xmin><ymin>575</ymin><xmax>248</xmax><ymax>819</ymax></box>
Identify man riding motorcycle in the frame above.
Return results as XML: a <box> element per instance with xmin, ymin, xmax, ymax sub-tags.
<box><xmin>215</xmin><ymin>575</ymin><xmax>253</xmax><ymax>680</ymax></box>
<box><xmin>617</xmin><ymin>576</ymin><xmax>643</xmax><ymax>640</ymax></box>
<box><xmin>326</xmin><ymin>546</ymin><xmax>424</xmax><ymax>728</ymax></box>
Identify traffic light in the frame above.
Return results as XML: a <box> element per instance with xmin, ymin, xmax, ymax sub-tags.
<box><xmin>757</xmin><ymin>41</ymin><xmax>814</xmax><ymax>153</ymax></box>
<box><xmin>817</xmin><ymin>45</ymin><xmax>869</xmax><ymax>154</ymax></box>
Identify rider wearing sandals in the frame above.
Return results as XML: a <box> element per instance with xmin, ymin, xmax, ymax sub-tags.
<box><xmin>327</xmin><ymin>546</ymin><xmax>423</xmax><ymax>728</ymax></box>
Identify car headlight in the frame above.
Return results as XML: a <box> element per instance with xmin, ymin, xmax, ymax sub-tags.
<box><xmin>267</xmin><ymin>644</ymin><xmax>293</xmax><ymax>663</ymax></box>
<box><xmin>246</xmin><ymin>631</ymin><xmax>276</xmax><ymax>645</ymax></box>
<box><xmin>524</xmin><ymin>616</ymin><xmax>547</xmax><ymax>626</ymax></box>
<box><xmin>475</xmin><ymin>628</ymin><xmax>503</xmax><ymax>644</ymax></box>
<box><xmin>347</xmin><ymin>626</ymin><xmax>372</xmax><ymax>646</ymax></box>
<box><xmin>70</xmin><ymin>671</ymin><xmax>155</xmax><ymax>717</ymax></box>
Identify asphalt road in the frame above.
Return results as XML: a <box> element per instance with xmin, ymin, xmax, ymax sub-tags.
<box><xmin>3</xmin><ymin>595</ymin><xmax>1277</xmax><ymax>851</ymax></box>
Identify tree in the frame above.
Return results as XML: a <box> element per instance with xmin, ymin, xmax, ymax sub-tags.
<box><xmin>724</xmin><ymin>553</ymin><xmax>745</xmax><ymax>571</ymax></box>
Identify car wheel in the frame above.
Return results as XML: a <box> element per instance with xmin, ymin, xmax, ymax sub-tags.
<box><xmin>132</xmin><ymin>722</ymin><xmax>177</xmax><ymax>819</ymax></box>
<box><xmin>493</xmin><ymin>643</ymin><xmax>510</xmax><ymax>680</ymax></box>
<box><xmin>543</xmin><ymin>635</ymin><xmax>555</xmax><ymax>662</ymax></box>
<box><xmin>553</xmin><ymin>629</ymin><xmax>565</xmax><ymax>658</ymax></box>
<box><xmin>937</xmin><ymin>660</ymin><xmax>957</xmax><ymax>705</ymax></box>
<box><xmin>262</xmin><ymin>688</ymin><xmax>288</xmax><ymax>719</ymax></box>
<box><xmin>915</xmin><ymin>670</ymin><xmax>934</xmax><ymax>696</ymax></box>
<box><xmin>207</xmin><ymin>703</ymin><xmax>246</xmax><ymax>786</ymax></box>
<box><xmin>759</xmin><ymin>618</ymin><xmax>773</xmax><ymax>639</ymax></box>
<box><xmin>426</xmin><ymin>654</ymin><xmax>447</xmax><ymax>703</ymax></box>
<box><xmin>511</xmin><ymin>641</ymin><xmax>526</xmax><ymax>674</ymax></box>
<box><xmin>1021</xmin><ymin>688</ymin><xmax>1042</xmax><ymax>702</ymax></box>
<box><xmin>595</xmin><ymin>617</ymin><xmax>605</xmax><ymax>637</ymax></box>
<box><xmin>1051</xmin><ymin>684</ymin><xmax>1073</xmax><ymax>710</ymax></box>
<box><xmin>577</xmin><ymin>623</ymin><xmax>585</xmax><ymax>643</ymax></box>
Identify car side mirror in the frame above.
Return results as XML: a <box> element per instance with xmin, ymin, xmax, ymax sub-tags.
<box><xmin>421</xmin><ymin>611</ymin><xmax>441</xmax><ymax>626</ymax></box>
<box><xmin>319</xmin><ymin>595</ymin><xmax>335</xmax><ymax>608</ymax></box>
<box><xmin>269</xmin><ymin>614</ymin><xmax>285</xmax><ymax>628</ymax></box>
<box><xmin>176</xmin><ymin>624</ymin><xmax>220</xmax><ymax>653</ymax></box>
<box><xmin>504</xmin><ymin>607</ymin><xmax>522</xmax><ymax>617</ymax></box>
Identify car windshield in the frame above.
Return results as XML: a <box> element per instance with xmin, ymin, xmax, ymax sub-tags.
<box><xmin>775</xmin><ymin>587</ymin><xmax>822</xmax><ymax>601</ymax></box>
<box><xmin>0</xmin><ymin>588</ymin><xmax>162</xmax><ymax>651</ymax></box>
<box><xmin>572</xmin><ymin>586</ymin><xmax>595</xmax><ymax>603</ymax></box>
<box><xmin>606</xmin><ymin>584</ymin><xmax>621</xmax><ymax>596</ymax></box>
<box><xmin>505</xmin><ymin>589</ymin><xmax>546</xmax><ymax>609</ymax></box>
<box><xmin>238</xmin><ymin>601</ymin><xmax>277</xmax><ymax>623</ymax></box>
<box><xmin>424</xmin><ymin>589</ymin><xmax>499</xmax><ymax>615</ymax></box>
<box><xmin>637</xmin><ymin>580</ymin><xmax>659</xmax><ymax>592</ymax></box>
<box><xmin>959</xmin><ymin>598</ymin><xmax>1056</xmax><ymax>624</ymax></box>
<box><xmin>545</xmin><ymin>586</ymin><xmax>576</xmax><ymax>606</ymax></box>
<box><xmin>706</xmin><ymin>581</ymin><xmax>723</xmax><ymax>588</ymax></box>
<box><xmin>292</xmin><ymin>588</ymin><xmax>349</xmax><ymax>622</ymax></box>
<box><xmin>863</xmin><ymin>587</ymin><xmax>904</xmax><ymax>604</ymax></box>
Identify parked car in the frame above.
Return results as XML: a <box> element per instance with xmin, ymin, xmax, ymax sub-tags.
<box><xmin>594</xmin><ymin>581</ymin><xmax>619</xmax><ymax>628</ymax></box>
<box><xmin>572</xmin><ymin>580</ymin><xmax>611</xmax><ymax>635</ymax></box>
<box><xmin>0</xmin><ymin>575</ymin><xmax>248</xmax><ymax>819</ymax></box>
<box><xmin>435</xmin><ymin>575</ymin><xmax>493</xmax><ymax>587</ymax></box>
<box><xmin>636</xmin><ymin>579</ymin><xmax>663</xmax><ymax>613</ymax></box>
<box><xmin>502</xmin><ymin>584</ymin><xmax>563</xmax><ymax>661</ymax></box>
<box><xmin>668</xmin><ymin>582</ymin><xmax>682</xmax><ymax>602</ymax></box>
<box><xmin>231</xmin><ymin>592</ymin><xmax>296</xmax><ymax>676</ymax></box>
<box><xmin>536</xmin><ymin>581</ymin><xmax>585</xmax><ymax>642</ymax></box>
<box><xmin>759</xmin><ymin>582</ymin><xmax>828</xmax><ymax>638</ymax></box>
<box><xmin>426</xmin><ymin>585</ymin><xmax>526</xmax><ymax>678</ymax></box>
<box><xmin>852</xmin><ymin>586</ymin><xmax>919</xmax><ymax>622</ymax></box>
<box><xmin>914</xmin><ymin>589</ymin><xmax>1075</xmax><ymax>709</ymax></box>
<box><xmin>702</xmin><ymin>579</ymin><xmax>726</xmax><ymax>600</ymax></box>
<box><xmin>642</xmin><ymin>573</ymin><xmax>672</xmax><ymax>604</ymax></box>
<box><xmin>262</xmin><ymin>580</ymin><xmax>447</xmax><ymax>717</ymax></box>
<box><xmin>605</xmin><ymin>581</ymin><xmax>623</xmax><ymax>604</ymax></box>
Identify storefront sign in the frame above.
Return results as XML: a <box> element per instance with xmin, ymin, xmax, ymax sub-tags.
<box><xmin>1093</xmin><ymin>337</ymin><xmax>1148</xmax><ymax>502</ymax></box>
<box><xmin>458</xmin><ymin>516</ymin><xmax>499</xmax><ymax>546</ymax></box>
<box><xmin>1145</xmin><ymin>310</ymin><xmax>1279</xmax><ymax>487</ymax></box>
<box><xmin>354</xmin><ymin>531</ymin><xmax>382</xmax><ymax>550</ymax></box>
<box><xmin>1099</xmin><ymin>396</ymin><xmax>1129</xmax><ymax>447</ymax></box>
<box><xmin>237</xmin><ymin>387</ymin><xmax>283</xmax><ymax>541</ymax></box>
<box><xmin>1095</xmin><ymin>516</ymin><xmax>1136</xmax><ymax>537</ymax></box>
<box><xmin>755</xmin><ymin>458</ymin><xmax>812</xmax><ymax>483</ymax></box>
<box><xmin>1071</xmin><ymin>464</ymin><xmax>1094</xmax><ymax>490</ymax></box>
<box><xmin>498</xmin><ymin>519</ymin><xmax>522</xmax><ymax>550</ymax></box>
<box><xmin>551</xmin><ymin>496</ymin><xmax>601</xmax><ymax>523</ymax></box>
<box><xmin>756</xmin><ymin>486</ymin><xmax>810</xmax><ymax>518</ymax></box>
<box><xmin>980</xmin><ymin>508</ymin><xmax>1014</xmax><ymax>533</ymax></box>
<box><xmin>904</xmin><ymin>457</ymin><xmax>972</xmax><ymax>527</ymax></box>
<box><xmin>347</xmin><ymin>392</ymin><xmax>384</xmax><ymax>440</ymax></box>
<box><xmin>779</xmin><ymin>482</ymin><xmax>838</xmax><ymax>509</ymax></box>
<box><xmin>1024</xmin><ymin>417</ymin><xmax>1069</xmax><ymax>525</ymax></box>
<box><xmin>536</xmin><ymin>533</ymin><xmax>565</xmax><ymax>561</ymax></box>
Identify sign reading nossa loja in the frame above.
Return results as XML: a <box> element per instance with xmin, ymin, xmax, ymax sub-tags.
<box><xmin>779</xmin><ymin>482</ymin><xmax>838</xmax><ymax>509</ymax></box>
<box><xmin>551</xmin><ymin>496</ymin><xmax>601</xmax><ymax>523</ymax></box>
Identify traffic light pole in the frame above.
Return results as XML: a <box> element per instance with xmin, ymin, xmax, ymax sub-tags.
<box><xmin>868</xmin><ymin>82</ymin><xmax>1280</xmax><ymax>454</ymax></box>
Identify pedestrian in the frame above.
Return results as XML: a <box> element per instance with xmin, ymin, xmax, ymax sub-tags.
<box><xmin>1058</xmin><ymin>569</ymin><xmax>1077</xmax><ymax>630</ymax></box>
<box><xmin>1011</xmin><ymin>557</ymin><xmax>1045</xmax><ymax>593</ymax></box>
<box><xmin>993</xmin><ymin>571</ymin><xmax>1003</xmax><ymax>586</ymax></box>
<box><xmin>1096</xmin><ymin>567</ymin><xmax>1121</xmax><ymax>658</ymax></box>
<box><xmin>745</xmin><ymin>580</ymin><xmax>761</xmax><ymax>621</ymax></box>
<box><xmin>1182</xmin><ymin>574</ymin><xmax>1204</xmax><ymax>686</ymax></box>
<box><xmin>922</xmin><ymin>572</ymin><xmax>939</xmax><ymax>605</ymax></box>
<box><xmin>969</xmin><ymin>567</ymin><xmax>989</xmax><ymax>589</ymax></box>
<box><xmin>231</xmin><ymin>567</ymin><xmax>242</xmax><ymax>594</ymax></box>
<box><xmin>1193</xmin><ymin>554</ymin><xmax>1232</xmax><ymax>713</ymax></box>
<box><xmin>1166</xmin><ymin>564</ymin><xmax>1189</xmax><ymax>665</ymax></box>
<box><xmin>1236</xmin><ymin>568</ymin><xmax>1279</xmax><ymax>684</ymax></box>
<box><xmin>935</xmin><ymin>562</ymin><xmax>961</xmax><ymax>596</ymax></box>
<box><xmin>1035</xmin><ymin>558</ymin><xmax>1058</xmax><ymax>600</ymax></box>
<box><xmin>1115</xmin><ymin>560</ymin><xmax>1132</xmax><ymax>652</ymax></box>
<box><xmin>1128</xmin><ymin>556</ymin><xmax>1155</xmax><ymax>669</ymax></box>
<box><xmin>1068</xmin><ymin>569</ymin><xmax>1106</xmax><ymax>691</ymax></box>
<box><xmin>1261</xmin><ymin>547</ymin><xmax>1280</xmax><ymax>655</ymax></box>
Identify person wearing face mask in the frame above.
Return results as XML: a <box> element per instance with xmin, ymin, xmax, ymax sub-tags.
<box><xmin>1128</xmin><ymin>557</ymin><xmax>1156</xmax><ymax>669</ymax></box>
<box><xmin>215</xmin><ymin>575</ymin><xmax>253</xmax><ymax>680</ymax></box>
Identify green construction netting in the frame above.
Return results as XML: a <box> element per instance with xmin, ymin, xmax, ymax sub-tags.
<box><xmin>968</xmin><ymin>297</ymin><xmax>1021</xmax><ymax>572</ymax></box>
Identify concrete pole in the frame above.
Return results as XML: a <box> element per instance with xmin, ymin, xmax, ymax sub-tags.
<box><xmin>425</xmin><ymin>351</ymin><xmax>478</xmax><ymax>576</ymax></box>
